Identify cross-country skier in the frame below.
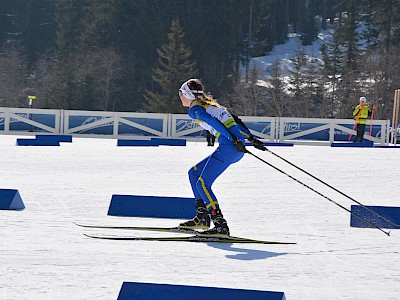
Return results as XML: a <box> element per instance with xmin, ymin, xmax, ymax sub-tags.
<box><xmin>177</xmin><ymin>78</ymin><xmax>265</xmax><ymax>236</ymax></box>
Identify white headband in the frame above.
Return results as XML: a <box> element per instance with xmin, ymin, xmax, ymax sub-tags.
<box><xmin>179</xmin><ymin>82</ymin><xmax>203</xmax><ymax>100</ymax></box>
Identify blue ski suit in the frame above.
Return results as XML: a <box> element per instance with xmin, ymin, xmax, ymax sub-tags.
<box><xmin>188</xmin><ymin>99</ymin><xmax>252</xmax><ymax>212</ymax></box>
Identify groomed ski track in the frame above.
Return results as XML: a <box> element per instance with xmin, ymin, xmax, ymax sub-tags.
<box><xmin>1</xmin><ymin>135</ymin><xmax>399</xmax><ymax>300</ymax></box>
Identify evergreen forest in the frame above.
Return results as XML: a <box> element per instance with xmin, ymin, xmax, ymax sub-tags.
<box><xmin>1</xmin><ymin>0</ymin><xmax>400</xmax><ymax>120</ymax></box>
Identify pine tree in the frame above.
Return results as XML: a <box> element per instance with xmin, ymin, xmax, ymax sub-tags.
<box><xmin>0</xmin><ymin>44</ymin><xmax>28</xmax><ymax>107</ymax></box>
<box><xmin>0</xmin><ymin>0</ymin><xmax>55</xmax><ymax>65</ymax></box>
<box><xmin>362</xmin><ymin>0</ymin><xmax>381</xmax><ymax>48</ymax></box>
<box><xmin>270</xmin><ymin>0</ymin><xmax>289</xmax><ymax>45</ymax></box>
<box><xmin>22</xmin><ymin>0</ymin><xmax>56</xmax><ymax>65</ymax></box>
<box><xmin>320</xmin><ymin>20</ymin><xmax>346</xmax><ymax>117</ymax></box>
<box><xmin>302</xmin><ymin>56</ymin><xmax>326</xmax><ymax>117</ymax></box>
<box><xmin>330</xmin><ymin>1</ymin><xmax>362</xmax><ymax>118</ymax></box>
<box><xmin>300</xmin><ymin>9</ymin><xmax>319</xmax><ymax>46</ymax></box>
<box><xmin>288</xmin><ymin>47</ymin><xmax>307</xmax><ymax>116</ymax></box>
<box><xmin>265</xmin><ymin>60</ymin><xmax>286</xmax><ymax>117</ymax></box>
<box><xmin>55</xmin><ymin>0</ymin><xmax>85</xmax><ymax>58</ymax></box>
<box><xmin>365</xmin><ymin>0</ymin><xmax>400</xmax><ymax>52</ymax></box>
<box><xmin>79</xmin><ymin>0</ymin><xmax>119</xmax><ymax>51</ymax></box>
<box><xmin>340</xmin><ymin>0</ymin><xmax>360</xmax><ymax>71</ymax></box>
<box><xmin>144</xmin><ymin>18</ymin><xmax>197</xmax><ymax>113</ymax></box>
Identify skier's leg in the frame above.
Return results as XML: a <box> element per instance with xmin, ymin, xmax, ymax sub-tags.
<box><xmin>354</xmin><ymin>124</ymin><xmax>362</xmax><ymax>142</ymax></box>
<box><xmin>179</xmin><ymin>155</ymin><xmax>218</xmax><ymax>229</ymax></box>
<box><xmin>195</xmin><ymin>144</ymin><xmax>244</xmax><ymax>236</ymax></box>
<box><xmin>359</xmin><ymin>124</ymin><xmax>366</xmax><ymax>142</ymax></box>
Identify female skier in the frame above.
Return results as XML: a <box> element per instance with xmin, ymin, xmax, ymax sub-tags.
<box><xmin>177</xmin><ymin>78</ymin><xmax>265</xmax><ymax>236</ymax></box>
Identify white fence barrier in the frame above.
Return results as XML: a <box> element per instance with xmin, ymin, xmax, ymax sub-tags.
<box><xmin>0</xmin><ymin>107</ymin><xmax>392</xmax><ymax>145</ymax></box>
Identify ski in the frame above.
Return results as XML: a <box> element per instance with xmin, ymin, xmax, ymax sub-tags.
<box><xmin>83</xmin><ymin>233</ymin><xmax>296</xmax><ymax>244</ymax></box>
<box><xmin>74</xmin><ymin>222</ymin><xmax>198</xmax><ymax>234</ymax></box>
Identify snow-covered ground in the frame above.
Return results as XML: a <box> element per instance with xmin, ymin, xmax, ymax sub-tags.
<box><xmin>1</xmin><ymin>135</ymin><xmax>399</xmax><ymax>300</ymax></box>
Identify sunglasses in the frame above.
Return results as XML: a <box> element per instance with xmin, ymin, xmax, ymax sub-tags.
<box><xmin>178</xmin><ymin>90</ymin><xmax>183</xmax><ymax>97</ymax></box>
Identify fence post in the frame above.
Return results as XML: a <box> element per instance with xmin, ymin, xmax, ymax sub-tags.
<box><xmin>167</xmin><ymin>113</ymin><xmax>172</xmax><ymax>138</ymax></box>
<box><xmin>329</xmin><ymin>120</ymin><xmax>335</xmax><ymax>143</ymax></box>
<box><xmin>4</xmin><ymin>107</ymin><xmax>10</xmax><ymax>133</ymax></box>
<box><xmin>59</xmin><ymin>109</ymin><xmax>64</xmax><ymax>134</ymax></box>
<box><xmin>113</xmin><ymin>113</ymin><xmax>119</xmax><ymax>138</ymax></box>
<box><xmin>392</xmin><ymin>90</ymin><xmax>400</xmax><ymax>145</ymax></box>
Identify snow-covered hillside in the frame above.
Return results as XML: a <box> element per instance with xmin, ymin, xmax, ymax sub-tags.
<box><xmin>249</xmin><ymin>30</ymin><xmax>333</xmax><ymax>81</ymax></box>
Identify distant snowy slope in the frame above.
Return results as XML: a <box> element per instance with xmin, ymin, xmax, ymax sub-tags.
<box><xmin>249</xmin><ymin>31</ymin><xmax>331</xmax><ymax>79</ymax></box>
<box><xmin>250</xmin><ymin>19</ymin><xmax>371</xmax><ymax>82</ymax></box>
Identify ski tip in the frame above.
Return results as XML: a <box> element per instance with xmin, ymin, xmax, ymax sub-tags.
<box><xmin>74</xmin><ymin>222</ymin><xmax>89</xmax><ymax>228</ymax></box>
<box><xmin>83</xmin><ymin>233</ymin><xmax>103</xmax><ymax>239</ymax></box>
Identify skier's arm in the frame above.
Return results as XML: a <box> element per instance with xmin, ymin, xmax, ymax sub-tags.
<box><xmin>232</xmin><ymin>114</ymin><xmax>266</xmax><ymax>151</ymax></box>
<box><xmin>232</xmin><ymin>114</ymin><xmax>252</xmax><ymax>138</ymax></box>
<box><xmin>189</xmin><ymin>106</ymin><xmax>244</xmax><ymax>142</ymax></box>
<box><xmin>353</xmin><ymin>106</ymin><xmax>360</xmax><ymax>117</ymax></box>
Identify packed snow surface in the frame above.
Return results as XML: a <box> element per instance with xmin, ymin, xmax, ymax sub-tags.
<box><xmin>1</xmin><ymin>135</ymin><xmax>399</xmax><ymax>300</ymax></box>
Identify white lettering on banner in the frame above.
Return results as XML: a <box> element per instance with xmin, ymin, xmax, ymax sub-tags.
<box><xmin>176</xmin><ymin>119</ymin><xmax>200</xmax><ymax>132</ymax></box>
<box><xmin>15</xmin><ymin>113</ymin><xmax>29</xmax><ymax>119</ymax></box>
<box><xmin>81</xmin><ymin>116</ymin><xmax>113</xmax><ymax>127</ymax></box>
<box><xmin>334</xmin><ymin>130</ymin><xmax>349</xmax><ymax>136</ymax></box>
<box><xmin>284</xmin><ymin>122</ymin><xmax>301</xmax><ymax>133</ymax></box>
<box><xmin>333</xmin><ymin>129</ymin><xmax>380</xmax><ymax>137</ymax></box>
<box><xmin>260</xmin><ymin>123</ymin><xmax>271</xmax><ymax>134</ymax></box>
<box><xmin>9</xmin><ymin>113</ymin><xmax>31</xmax><ymax>125</ymax></box>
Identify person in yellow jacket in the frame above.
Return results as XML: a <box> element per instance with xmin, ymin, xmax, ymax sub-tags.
<box><xmin>352</xmin><ymin>96</ymin><xmax>372</xmax><ymax>142</ymax></box>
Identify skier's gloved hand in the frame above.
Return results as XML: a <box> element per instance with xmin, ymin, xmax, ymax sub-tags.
<box><xmin>232</xmin><ymin>137</ymin><xmax>247</xmax><ymax>153</ymax></box>
<box><xmin>249</xmin><ymin>136</ymin><xmax>266</xmax><ymax>151</ymax></box>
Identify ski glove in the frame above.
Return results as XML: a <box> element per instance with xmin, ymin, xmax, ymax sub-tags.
<box><xmin>232</xmin><ymin>137</ymin><xmax>247</xmax><ymax>153</ymax></box>
<box><xmin>249</xmin><ymin>136</ymin><xmax>266</xmax><ymax>151</ymax></box>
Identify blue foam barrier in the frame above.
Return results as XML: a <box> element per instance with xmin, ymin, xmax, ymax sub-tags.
<box><xmin>117</xmin><ymin>139</ymin><xmax>159</xmax><ymax>147</ymax></box>
<box><xmin>151</xmin><ymin>138</ymin><xmax>186</xmax><ymax>146</ymax></box>
<box><xmin>16</xmin><ymin>138</ymin><xmax>60</xmax><ymax>146</ymax></box>
<box><xmin>108</xmin><ymin>195</ymin><xmax>196</xmax><ymax>219</ymax></box>
<box><xmin>350</xmin><ymin>205</ymin><xmax>400</xmax><ymax>229</ymax></box>
<box><xmin>0</xmin><ymin>189</ymin><xmax>25</xmax><ymax>210</ymax></box>
<box><xmin>331</xmin><ymin>141</ymin><xmax>374</xmax><ymax>147</ymax></box>
<box><xmin>374</xmin><ymin>145</ymin><xmax>400</xmax><ymax>148</ymax></box>
<box><xmin>245</xmin><ymin>142</ymin><xmax>294</xmax><ymax>147</ymax></box>
<box><xmin>117</xmin><ymin>282</ymin><xmax>286</xmax><ymax>300</ymax></box>
<box><xmin>36</xmin><ymin>134</ymin><xmax>72</xmax><ymax>143</ymax></box>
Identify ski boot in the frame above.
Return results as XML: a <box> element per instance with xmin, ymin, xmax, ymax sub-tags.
<box><xmin>198</xmin><ymin>208</ymin><xmax>230</xmax><ymax>237</ymax></box>
<box><xmin>178</xmin><ymin>200</ymin><xmax>210</xmax><ymax>230</ymax></box>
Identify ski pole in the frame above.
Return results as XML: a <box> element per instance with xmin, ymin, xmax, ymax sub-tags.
<box><xmin>369</xmin><ymin>106</ymin><xmax>376</xmax><ymax>136</ymax></box>
<box><xmin>194</xmin><ymin>128</ymin><xmax>204</xmax><ymax>146</ymax></box>
<box><xmin>246</xmin><ymin>150</ymin><xmax>391</xmax><ymax>236</ymax></box>
<box><xmin>260</xmin><ymin>146</ymin><xmax>400</xmax><ymax>229</ymax></box>
<box><xmin>348</xmin><ymin>122</ymin><xmax>357</xmax><ymax>141</ymax></box>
